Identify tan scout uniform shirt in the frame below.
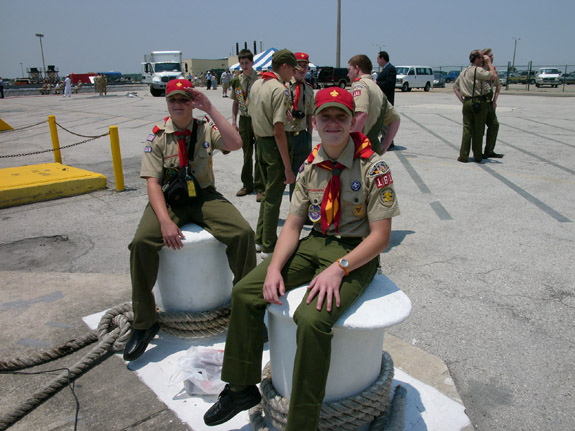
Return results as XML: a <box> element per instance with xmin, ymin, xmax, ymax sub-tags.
<box><xmin>453</xmin><ymin>65</ymin><xmax>492</xmax><ymax>98</ymax></box>
<box><xmin>249</xmin><ymin>72</ymin><xmax>292</xmax><ymax>137</ymax></box>
<box><xmin>285</xmin><ymin>78</ymin><xmax>315</xmax><ymax>133</ymax></box>
<box><xmin>230</xmin><ymin>69</ymin><xmax>259</xmax><ymax>117</ymax></box>
<box><xmin>351</xmin><ymin>75</ymin><xmax>400</xmax><ymax>133</ymax></box>
<box><xmin>290</xmin><ymin>137</ymin><xmax>400</xmax><ymax>237</ymax></box>
<box><xmin>140</xmin><ymin>117</ymin><xmax>224</xmax><ymax>189</ymax></box>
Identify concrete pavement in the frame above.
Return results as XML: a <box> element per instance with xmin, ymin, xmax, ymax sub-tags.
<box><xmin>0</xmin><ymin>85</ymin><xmax>574</xmax><ymax>430</ymax></box>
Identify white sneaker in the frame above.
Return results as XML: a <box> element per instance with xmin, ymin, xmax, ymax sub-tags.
<box><xmin>255</xmin><ymin>244</ymin><xmax>262</xmax><ymax>253</ymax></box>
<box><xmin>260</xmin><ymin>252</ymin><xmax>272</xmax><ymax>260</ymax></box>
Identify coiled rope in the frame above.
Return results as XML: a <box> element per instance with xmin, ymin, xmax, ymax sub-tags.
<box><xmin>249</xmin><ymin>351</ymin><xmax>403</xmax><ymax>431</ymax></box>
<box><xmin>0</xmin><ymin>301</ymin><xmax>230</xmax><ymax>429</ymax></box>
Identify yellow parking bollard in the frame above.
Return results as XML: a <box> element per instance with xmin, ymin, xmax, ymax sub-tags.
<box><xmin>48</xmin><ymin>115</ymin><xmax>62</xmax><ymax>163</ymax></box>
<box><xmin>109</xmin><ymin>126</ymin><xmax>125</xmax><ymax>192</ymax></box>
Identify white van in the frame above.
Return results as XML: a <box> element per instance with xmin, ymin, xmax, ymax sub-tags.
<box><xmin>395</xmin><ymin>66</ymin><xmax>434</xmax><ymax>92</ymax></box>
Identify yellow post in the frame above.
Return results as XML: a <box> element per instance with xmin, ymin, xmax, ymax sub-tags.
<box><xmin>48</xmin><ymin>115</ymin><xmax>62</xmax><ymax>163</ymax></box>
<box><xmin>109</xmin><ymin>125</ymin><xmax>125</xmax><ymax>192</ymax></box>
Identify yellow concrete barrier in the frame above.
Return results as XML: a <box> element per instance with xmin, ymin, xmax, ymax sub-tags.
<box><xmin>109</xmin><ymin>126</ymin><xmax>124</xmax><ymax>192</ymax></box>
<box><xmin>0</xmin><ymin>163</ymin><xmax>106</xmax><ymax>208</ymax></box>
<box><xmin>0</xmin><ymin>118</ymin><xmax>14</xmax><ymax>131</ymax></box>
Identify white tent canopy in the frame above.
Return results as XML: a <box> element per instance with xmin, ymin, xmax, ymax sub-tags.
<box><xmin>229</xmin><ymin>48</ymin><xmax>317</xmax><ymax>71</ymax></box>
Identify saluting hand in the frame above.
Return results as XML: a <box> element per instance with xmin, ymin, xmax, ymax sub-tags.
<box><xmin>184</xmin><ymin>87</ymin><xmax>212</xmax><ymax>112</ymax></box>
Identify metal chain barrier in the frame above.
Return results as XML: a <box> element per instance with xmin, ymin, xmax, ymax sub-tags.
<box><xmin>54</xmin><ymin>121</ymin><xmax>108</xmax><ymax>139</ymax></box>
<box><xmin>0</xmin><ymin>120</ymin><xmax>110</xmax><ymax>159</ymax></box>
<box><xmin>0</xmin><ymin>120</ymin><xmax>47</xmax><ymax>134</ymax></box>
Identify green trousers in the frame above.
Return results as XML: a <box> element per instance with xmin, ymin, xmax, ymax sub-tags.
<box><xmin>221</xmin><ymin>231</ymin><xmax>378</xmax><ymax>431</ymax></box>
<box><xmin>128</xmin><ymin>187</ymin><xmax>256</xmax><ymax>329</ymax></box>
<box><xmin>255</xmin><ymin>136</ymin><xmax>288</xmax><ymax>253</ymax></box>
<box><xmin>460</xmin><ymin>99</ymin><xmax>488</xmax><ymax>161</ymax></box>
<box><xmin>239</xmin><ymin>115</ymin><xmax>263</xmax><ymax>193</ymax></box>
<box><xmin>287</xmin><ymin>130</ymin><xmax>312</xmax><ymax>199</ymax></box>
<box><xmin>484</xmin><ymin>100</ymin><xmax>500</xmax><ymax>154</ymax></box>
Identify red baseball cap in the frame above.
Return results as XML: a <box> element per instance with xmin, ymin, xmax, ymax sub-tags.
<box><xmin>166</xmin><ymin>79</ymin><xmax>193</xmax><ymax>98</ymax></box>
<box><xmin>295</xmin><ymin>52</ymin><xmax>310</xmax><ymax>63</ymax></box>
<box><xmin>314</xmin><ymin>87</ymin><xmax>355</xmax><ymax>116</ymax></box>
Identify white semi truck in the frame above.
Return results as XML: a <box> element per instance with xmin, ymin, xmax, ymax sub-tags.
<box><xmin>142</xmin><ymin>51</ymin><xmax>184</xmax><ymax>97</ymax></box>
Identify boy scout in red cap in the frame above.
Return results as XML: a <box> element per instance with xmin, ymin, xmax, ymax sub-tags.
<box><xmin>286</xmin><ymin>52</ymin><xmax>315</xmax><ymax>200</ymax></box>
<box><xmin>204</xmin><ymin>87</ymin><xmax>400</xmax><ymax>430</ymax></box>
<box><xmin>124</xmin><ymin>79</ymin><xmax>256</xmax><ymax>361</ymax></box>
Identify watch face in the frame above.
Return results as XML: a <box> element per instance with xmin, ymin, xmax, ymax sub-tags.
<box><xmin>340</xmin><ymin>259</ymin><xmax>349</xmax><ymax>268</ymax></box>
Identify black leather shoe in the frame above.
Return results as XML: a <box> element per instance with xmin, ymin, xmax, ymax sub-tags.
<box><xmin>204</xmin><ymin>384</ymin><xmax>261</xmax><ymax>426</ymax></box>
<box><xmin>484</xmin><ymin>152</ymin><xmax>504</xmax><ymax>158</ymax></box>
<box><xmin>123</xmin><ymin>322</ymin><xmax>160</xmax><ymax>361</ymax></box>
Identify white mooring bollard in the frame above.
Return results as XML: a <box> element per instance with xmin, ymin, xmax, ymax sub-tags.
<box><xmin>152</xmin><ymin>223</ymin><xmax>233</xmax><ymax>313</ymax></box>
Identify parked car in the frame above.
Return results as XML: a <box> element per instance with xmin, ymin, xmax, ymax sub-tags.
<box><xmin>444</xmin><ymin>70</ymin><xmax>460</xmax><ymax>83</ymax></box>
<box><xmin>560</xmin><ymin>72</ymin><xmax>575</xmax><ymax>85</ymax></box>
<box><xmin>395</xmin><ymin>66</ymin><xmax>434</xmax><ymax>92</ymax></box>
<box><xmin>433</xmin><ymin>71</ymin><xmax>446</xmax><ymax>88</ymax></box>
<box><xmin>536</xmin><ymin>68</ymin><xmax>561</xmax><ymax>88</ymax></box>
<box><xmin>315</xmin><ymin>67</ymin><xmax>350</xmax><ymax>89</ymax></box>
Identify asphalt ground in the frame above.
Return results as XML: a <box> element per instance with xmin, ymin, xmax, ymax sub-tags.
<box><xmin>1</xmin><ymin>85</ymin><xmax>574</xmax><ymax>430</ymax></box>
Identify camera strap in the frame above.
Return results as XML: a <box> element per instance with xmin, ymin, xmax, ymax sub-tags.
<box><xmin>471</xmin><ymin>67</ymin><xmax>477</xmax><ymax>103</ymax></box>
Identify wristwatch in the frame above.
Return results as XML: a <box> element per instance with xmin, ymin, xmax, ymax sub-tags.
<box><xmin>337</xmin><ymin>258</ymin><xmax>350</xmax><ymax>277</ymax></box>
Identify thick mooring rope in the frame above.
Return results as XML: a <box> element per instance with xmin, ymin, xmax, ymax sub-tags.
<box><xmin>0</xmin><ymin>301</ymin><xmax>230</xmax><ymax>429</ymax></box>
<box><xmin>250</xmin><ymin>351</ymin><xmax>398</xmax><ymax>431</ymax></box>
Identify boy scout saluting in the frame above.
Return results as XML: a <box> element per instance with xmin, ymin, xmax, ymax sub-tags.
<box><xmin>123</xmin><ymin>79</ymin><xmax>256</xmax><ymax>361</ymax></box>
<box><xmin>249</xmin><ymin>49</ymin><xmax>299</xmax><ymax>257</ymax></box>
<box><xmin>204</xmin><ymin>87</ymin><xmax>400</xmax><ymax>430</ymax></box>
<box><xmin>286</xmin><ymin>52</ymin><xmax>315</xmax><ymax>199</ymax></box>
<box><xmin>348</xmin><ymin>54</ymin><xmax>401</xmax><ymax>155</ymax></box>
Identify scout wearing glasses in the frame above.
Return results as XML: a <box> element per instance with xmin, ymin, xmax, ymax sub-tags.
<box><xmin>204</xmin><ymin>87</ymin><xmax>400</xmax><ymax>430</ymax></box>
<box><xmin>124</xmin><ymin>79</ymin><xmax>256</xmax><ymax>362</ymax></box>
<box><xmin>285</xmin><ymin>51</ymin><xmax>316</xmax><ymax>200</ymax></box>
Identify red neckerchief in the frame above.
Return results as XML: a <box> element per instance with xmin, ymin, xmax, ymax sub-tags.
<box><xmin>307</xmin><ymin>132</ymin><xmax>374</xmax><ymax>233</ymax></box>
<box><xmin>262</xmin><ymin>72</ymin><xmax>280</xmax><ymax>81</ymax></box>
<box><xmin>174</xmin><ymin>129</ymin><xmax>191</xmax><ymax>168</ymax></box>
<box><xmin>293</xmin><ymin>81</ymin><xmax>303</xmax><ymax>110</ymax></box>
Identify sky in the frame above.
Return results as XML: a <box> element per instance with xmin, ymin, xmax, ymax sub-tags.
<box><xmin>1</xmin><ymin>0</ymin><xmax>574</xmax><ymax>79</ymax></box>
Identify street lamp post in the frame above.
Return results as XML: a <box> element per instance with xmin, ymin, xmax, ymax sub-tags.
<box><xmin>35</xmin><ymin>33</ymin><xmax>46</xmax><ymax>80</ymax></box>
<box><xmin>511</xmin><ymin>36</ymin><xmax>520</xmax><ymax>72</ymax></box>
<box><xmin>336</xmin><ymin>0</ymin><xmax>341</xmax><ymax>67</ymax></box>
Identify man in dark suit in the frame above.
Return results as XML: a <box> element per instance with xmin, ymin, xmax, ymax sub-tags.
<box><xmin>376</xmin><ymin>51</ymin><xmax>397</xmax><ymax>149</ymax></box>
<box><xmin>376</xmin><ymin>51</ymin><xmax>396</xmax><ymax>105</ymax></box>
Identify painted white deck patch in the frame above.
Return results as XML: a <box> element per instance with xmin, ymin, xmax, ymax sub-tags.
<box><xmin>84</xmin><ymin>311</ymin><xmax>470</xmax><ymax>431</ymax></box>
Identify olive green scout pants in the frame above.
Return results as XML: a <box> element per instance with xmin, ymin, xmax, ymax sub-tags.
<box><xmin>255</xmin><ymin>136</ymin><xmax>289</xmax><ymax>253</ymax></box>
<box><xmin>129</xmin><ymin>187</ymin><xmax>256</xmax><ymax>329</ymax></box>
<box><xmin>221</xmin><ymin>231</ymin><xmax>378</xmax><ymax>431</ymax></box>
<box><xmin>239</xmin><ymin>115</ymin><xmax>264</xmax><ymax>193</ymax></box>
<box><xmin>460</xmin><ymin>99</ymin><xmax>488</xmax><ymax>161</ymax></box>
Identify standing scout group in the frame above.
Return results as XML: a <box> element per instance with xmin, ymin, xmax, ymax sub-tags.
<box><xmin>124</xmin><ymin>48</ymin><xmax>400</xmax><ymax>430</ymax></box>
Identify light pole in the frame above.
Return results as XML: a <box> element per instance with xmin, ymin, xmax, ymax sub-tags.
<box><xmin>20</xmin><ymin>62</ymin><xmax>24</xmax><ymax>78</ymax></box>
<box><xmin>511</xmin><ymin>37</ymin><xmax>520</xmax><ymax>72</ymax></box>
<box><xmin>35</xmin><ymin>33</ymin><xmax>46</xmax><ymax>80</ymax></box>
<box><xmin>336</xmin><ymin>0</ymin><xmax>341</xmax><ymax>67</ymax></box>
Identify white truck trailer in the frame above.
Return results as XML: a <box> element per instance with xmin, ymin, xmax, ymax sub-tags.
<box><xmin>142</xmin><ymin>51</ymin><xmax>184</xmax><ymax>97</ymax></box>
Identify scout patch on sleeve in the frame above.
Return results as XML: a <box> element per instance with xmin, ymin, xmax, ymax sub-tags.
<box><xmin>353</xmin><ymin>89</ymin><xmax>362</xmax><ymax>97</ymax></box>
<box><xmin>147</xmin><ymin>133</ymin><xmax>156</xmax><ymax>142</ymax></box>
<box><xmin>375</xmin><ymin>172</ymin><xmax>393</xmax><ymax>189</ymax></box>
<box><xmin>379</xmin><ymin>188</ymin><xmax>395</xmax><ymax>207</ymax></box>
<box><xmin>144</xmin><ymin>145</ymin><xmax>152</xmax><ymax>153</ymax></box>
<box><xmin>368</xmin><ymin>160</ymin><xmax>390</xmax><ymax>177</ymax></box>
